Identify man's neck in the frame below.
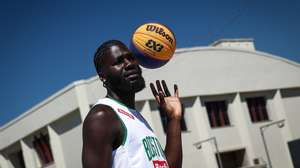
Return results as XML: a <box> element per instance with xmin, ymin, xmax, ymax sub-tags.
<box><xmin>106</xmin><ymin>89</ymin><xmax>135</xmax><ymax>109</ymax></box>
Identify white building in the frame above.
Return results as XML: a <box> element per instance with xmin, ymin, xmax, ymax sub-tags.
<box><xmin>0</xmin><ymin>39</ymin><xmax>299</xmax><ymax>168</ymax></box>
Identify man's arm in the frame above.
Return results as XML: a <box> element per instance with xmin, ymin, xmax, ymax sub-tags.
<box><xmin>82</xmin><ymin>105</ymin><xmax>122</xmax><ymax>168</ymax></box>
<box><xmin>164</xmin><ymin>115</ymin><xmax>182</xmax><ymax>168</ymax></box>
<box><xmin>150</xmin><ymin>80</ymin><xmax>183</xmax><ymax>168</ymax></box>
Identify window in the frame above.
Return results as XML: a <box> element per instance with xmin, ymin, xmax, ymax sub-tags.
<box><xmin>205</xmin><ymin>101</ymin><xmax>230</xmax><ymax>128</ymax></box>
<box><xmin>217</xmin><ymin>149</ymin><xmax>246</xmax><ymax>168</ymax></box>
<box><xmin>33</xmin><ymin>133</ymin><xmax>54</xmax><ymax>166</ymax></box>
<box><xmin>246</xmin><ymin>97</ymin><xmax>269</xmax><ymax>122</ymax></box>
<box><xmin>159</xmin><ymin>104</ymin><xmax>187</xmax><ymax>133</ymax></box>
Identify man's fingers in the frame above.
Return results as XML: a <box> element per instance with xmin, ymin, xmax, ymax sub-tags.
<box><xmin>162</xmin><ymin>80</ymin><xmax>171</xmax><ymax>97</ymax></box>
<box><xmin>151</xmin><ymin>81</ymin><xmax>177</xmax><ymax>104</ymax></box>
<box><xmin>174</xmin><ymin>84</ymin><xmax>179</xmax><ymax>97</ymax></box>
<box><xmin>150</xmin><ymin>83</ymin><xmax>160</xmax><ymax>103</ymax></box>
<box><xmin>158</xmin><ymin>91</ymin><xmax>166</xmax><ymax>105</ymax></box>
<box><xmin>156</xmin><ymin>80</ymin><xmax>164</xmax><ymax>96</ymax></box>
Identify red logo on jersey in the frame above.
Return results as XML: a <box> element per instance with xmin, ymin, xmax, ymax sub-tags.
<box><xmin>152</xmin><ymin>160</ymin><xmax>169</xmax><ymax>168</ymax></box>
<box><xmin>117</xmin><ymin>108</ymin><xmax>135</xmax><ymax>119</ymax></box>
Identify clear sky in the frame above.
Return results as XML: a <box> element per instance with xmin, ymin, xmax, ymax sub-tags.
<box><xmin>0</xmin><ymin>0</ymin><xmax>299</xmax><ymax>126</ymax></box>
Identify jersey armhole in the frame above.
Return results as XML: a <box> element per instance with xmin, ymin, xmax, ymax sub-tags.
<box><xmin>111</xmin><ymin>108</ymin><xmax>128</xmax><ymax>146</ymax></box>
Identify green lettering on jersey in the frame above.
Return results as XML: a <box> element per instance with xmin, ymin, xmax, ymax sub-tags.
<box><xmin>142</xmin><ymin>136</ymin><xmax>165</xmax><ymax>161</ymax></box>
<box><xmin>143</xmin><ymin>137</ymin><xmax>152</xmax><ymax>160</ymax></box>
<box><xmin>151</xmin><ymin>136</ymin><xmax>160</xmax><ymax>157</ymax></box>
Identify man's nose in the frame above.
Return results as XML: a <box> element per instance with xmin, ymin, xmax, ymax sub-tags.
<box><xmin>124</xmin><ymin>58</ymin><xmax>137</xmax><ymax>67</ymax></box>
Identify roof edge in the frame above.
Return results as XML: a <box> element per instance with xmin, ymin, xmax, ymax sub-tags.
<box><xmin>0</xmin><ymin>78</ymin><xmax>94</xmax><ymax>131</ymax></box>
<box><xmin>209</xmin><ymin>38</ymin><xmax>254</xmax><ymax>46</ymax></box>
<box><xmin>174</xmin><ymin>46</ymin><xmax>300</xmax><ymax>68</ymax></box>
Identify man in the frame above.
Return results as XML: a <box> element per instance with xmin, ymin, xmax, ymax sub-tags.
<box><xmin>82</xmin><ymin>40</ymin><xmax>182</xmax><ymax>168</ymax></box>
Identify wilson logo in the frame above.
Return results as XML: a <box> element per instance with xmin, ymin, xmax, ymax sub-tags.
<box><xmin>117</xmin><ymin>108</ymin><xmax>134</xmax><ymax>119</ymax></box>
<box><xmin>146</xmin><ymin>25</ymin><xmax>174</xmax><ymax>44</ymax></box>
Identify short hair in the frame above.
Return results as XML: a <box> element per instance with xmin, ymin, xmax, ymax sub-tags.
<box><xmin>94</xmin><ymin>40</ymin><xmax>127</xmax><ymax>76</ymax></box>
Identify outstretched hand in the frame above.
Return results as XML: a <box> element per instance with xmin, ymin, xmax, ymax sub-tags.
<box><xmin>150</xmin><ymin>80</ymin><xmax>182</xmax><ymax>120</ymax></box>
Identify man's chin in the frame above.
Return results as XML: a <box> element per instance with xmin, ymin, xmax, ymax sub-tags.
<box><xmin>114</xmin><ymin>77</ymin><xmax>145</xmax><ymax>93</ymax></box>
<box><xmin>131</xmin><ymin>78</ymin><xmax>146</xmax><ymax>93</ymax></box>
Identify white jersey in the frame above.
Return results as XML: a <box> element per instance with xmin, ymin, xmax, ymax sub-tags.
<box><xmin>94</xmin><ymin>98</ymin><xmax>169</xmax><ymax>168</ymax></box>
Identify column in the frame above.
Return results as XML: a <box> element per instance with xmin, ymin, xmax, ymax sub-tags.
<box><xmin>272</xmin><ymin>90</ymin><xmax>293</xmax><ymax>168</ymax></box>
<box><xmin>0</xmin><ymin>154</ymin><xmax>9</xmax><ymax>168</ymax></box>
<box><xmin>193</xmin><ymin>96</ymin><xmax>219</xmax><ymax>168</ymax></box>
<box><xmin>232</xmin><ymin>93</ymin><xmax>256</xmax><ymax>165</ymax></box>
<box><xmin>74</xmin><ymin>80</ymin><xmax>91</xmax><ymax>121</ymax></box>
<box><xmin>47</xmin><ymin>125</ymin><xmax>66</xmax><ymax>168</ymax></box>
<box><xmin>20</xmin><ymin>140</ymin><xmax>36</xmax><ymax>168</ymax></box>
<box><xmin>273</xmin><ymin>90</ymin><xmax>292</xmax><ymax>140</ymax></box>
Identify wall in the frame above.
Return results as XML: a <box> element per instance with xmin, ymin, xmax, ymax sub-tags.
<box><xmin>281</xmin><ymin>88</ymin><xmax>300</xmax><ymax>140</ymax></box>
<box><xmin>50</xmin><ymin>110</ymin><xmax>82</xmax><ymax>168</ymax></box>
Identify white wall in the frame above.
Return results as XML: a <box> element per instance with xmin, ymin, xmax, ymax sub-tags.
<box><xmin>281</xmin><ymin>88</ymin><xmax>300</xmax><ymax>140</ymax></box>
<box><xmin>50</xmin><ymin>110</ymin><xmax>82</xmax><ymax>168</ymax></box>
<box><xmin>0</xmin><ymin>87</ymin><xmax>78</xmax><ymax>150</ymax></box>
<box><xmin>240</xmin><ymin>90</ymin><xmax>293</xmax><ymax>168</ymax></box>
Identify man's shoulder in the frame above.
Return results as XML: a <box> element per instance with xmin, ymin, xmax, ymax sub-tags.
<box><xmin>83</xmin><ymin>104</ymin><xmax>118</xmax><ymax>128</ymax></box>
<box><xmin>82</xmin><ymin>103</ymin><xmax>124</xmax><ymax>154</ymax></box>
<box><xmin>87</xmin><ymin>103</ymin><xmax>116</xmax><ymax>119</ymax></box>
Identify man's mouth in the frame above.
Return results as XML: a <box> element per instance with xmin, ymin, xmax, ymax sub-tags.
<box><xmin>124</xmin><ymin>69</ymin><xmax>141</xmax><ymax>81</ymax></box>
<box><xmin>127</xmin><ymin>74</ymin><xmax>139</xmax><ymax>80</ymax></box>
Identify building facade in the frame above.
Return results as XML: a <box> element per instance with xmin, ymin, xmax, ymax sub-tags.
<box><xmin>0</xmin><ymin>39</ymin><xmax>299</xmax><ymax>168</ymax></box>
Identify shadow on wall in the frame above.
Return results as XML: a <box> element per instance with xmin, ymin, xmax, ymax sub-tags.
<box><xmin>50</xmin><ymin>109</ymin><xmax>82</xmax><ymax>135</ymax></box>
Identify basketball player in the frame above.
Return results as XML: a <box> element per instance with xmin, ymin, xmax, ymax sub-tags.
<box><xmin>82</xmin><ymin>40</ymin><xmax>182</xmax><ymax>168</ymax></box>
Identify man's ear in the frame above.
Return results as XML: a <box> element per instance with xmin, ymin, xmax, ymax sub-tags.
<box><xmin>99</xmin><ymin>73</ymin><xmax>108</xmax><ymax>87</ymax></box>
<box><xmin>99</xmin><ymin>73</ymin><xmax>106</xmax><ymax>82</ymax></box>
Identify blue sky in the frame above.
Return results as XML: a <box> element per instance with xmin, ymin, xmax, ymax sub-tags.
<box><xmin>0</xmin><ymin>0</ymin><xmax>299</xmax><ymax>126</ymax></box>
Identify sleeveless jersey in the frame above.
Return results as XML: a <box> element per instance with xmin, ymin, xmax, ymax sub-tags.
<box><xmin>94</xmin><ymin>98</ymin><xmax>169</xmax><ymax>168</ymax></box>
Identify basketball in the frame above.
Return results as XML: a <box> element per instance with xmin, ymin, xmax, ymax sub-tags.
<box><xmin>130</xmin><ymin>23</ymin><xmax>176</xmax><ymax>69</ymax></box>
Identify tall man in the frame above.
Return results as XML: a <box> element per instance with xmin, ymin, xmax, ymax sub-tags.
<box><xmin>82</xmin><ymin>40</ymin><xmax>182</xmax><ymax>168</ymax></box>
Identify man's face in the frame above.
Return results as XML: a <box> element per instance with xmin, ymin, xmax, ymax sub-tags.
<box><xmin>100</xmin><ymin>44</ymin><xmax>145</xmax><ymax>93</ymax></box>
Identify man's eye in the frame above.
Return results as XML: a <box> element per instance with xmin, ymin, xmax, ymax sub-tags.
<box><xmin>113</xmin><ymin>62</ymin><xmax>121</xmax><ymax>66</ymax></box>
<box><xmin>113</xmin><ymin>58</ymin><xmax>124</xmax><ymax>65</ymax></box>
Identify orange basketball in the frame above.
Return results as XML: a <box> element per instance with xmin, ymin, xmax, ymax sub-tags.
<box><xmin>130</xmin><ymin>23</ymin><xmax>176</xmax><ymax>68</ymax></box>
